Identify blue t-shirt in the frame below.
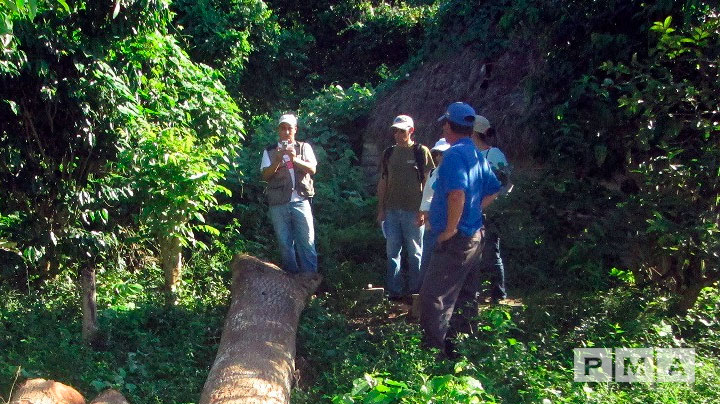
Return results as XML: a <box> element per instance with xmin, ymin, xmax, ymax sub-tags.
<box><xmin>428</xmin><ymin>137</ymin><xmax>501</xmax><ymax>236</ymax></box>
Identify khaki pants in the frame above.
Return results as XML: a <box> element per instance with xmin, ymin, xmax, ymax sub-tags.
<box><xmin>419</xmin><ymin>229</ymin><xmax>484</xmax><ymax>352</ymax></box>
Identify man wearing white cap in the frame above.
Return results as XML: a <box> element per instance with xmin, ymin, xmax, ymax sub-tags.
<box><xmin>261</xmin><ymin>113</ymin><xmax>318</xmax><ymax>273</ymax></box>
<box><xmin>472</xmin><ymin>115</ymin><xmax>511</xmax><ymax>302</ymax></box>
<box><xmin>377</xmin><ymin>114</ymin><xmax>435</xmax><ymax>301</ymax></box>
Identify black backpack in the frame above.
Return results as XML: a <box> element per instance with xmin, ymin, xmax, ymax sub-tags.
<box><xmin>381</xmin><ymin>143</ymin><xmax>426</xmax><ymax>184</ymax></box>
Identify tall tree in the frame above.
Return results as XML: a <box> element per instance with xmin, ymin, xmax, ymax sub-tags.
<box><xmin>0</xmin><ymin>0</ymin><xmax>243</xmax><ymax>338</ymax></box>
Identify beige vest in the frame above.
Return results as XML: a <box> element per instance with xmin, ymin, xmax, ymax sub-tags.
<box><xmin>265</xmin><ymin>142</ymin><xmax>315</xmax><ymax>206</ymax></box>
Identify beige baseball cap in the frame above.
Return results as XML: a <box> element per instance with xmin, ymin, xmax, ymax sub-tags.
<box><xmin>474</xmin><ymin>115</ymin><xmax>491</xmax><ymax>133</ymax></box>
<box><xmin>390</xmin><ymin>115</ymin><xmax>414</xmax><ymax>131</ymax></box>
<box><xmin>278</xmin><ymin>114</ymin><xmax>297</xmax><ymax>127</ymax></box>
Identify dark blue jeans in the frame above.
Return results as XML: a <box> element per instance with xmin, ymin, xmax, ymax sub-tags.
<box><xmin>479</xmin><ymin>230</ymin><xmax>506</xmax><ymax>300</ymax></box>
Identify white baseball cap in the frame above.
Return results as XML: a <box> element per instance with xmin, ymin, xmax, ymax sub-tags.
<box><xmin>278</xmin><ymin>114</ymin><xmax>297</xmax><ymax>127</ymax></box>
<box><xmin>431</xmin><ymin>138</ymin><xmax>450</xmax><ymax>152</ymax></box>
<box><xmin>390</xmin><ymin>115</ymin><xmax>414</xmax><ymax>131</ymax></box>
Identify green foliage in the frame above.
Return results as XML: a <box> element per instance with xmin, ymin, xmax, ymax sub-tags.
<box><xmin>534</xmin><ymin>7</ymin><xmax>720</xmax><ymax>309</ymax></box>
<box><xmin>173</xmin><ymin>0</ymin><xmax>437</xmax><ymax>115</ymax></box>
<box><xmin>267</xmin><ymin>0</ymin><xmax>436</xmax><ymax>87</ymax></box>
<box><xmin>606</xmin><ymin>13</ymin><xmax>719</xmax><ymax>309</ymax></box>
<box><xmin>172</xmin><ymin>0</ymin><xmax>313</xmax><ymax>114</ymax></box>
<box><xmin>0</xmin><ymin>0</ymin><xmax>243</xmax><ymax>284</ymax></box>
<box><xmin>0</xmin><ymin>271</ymin><xmax>227</xmax><ymax>403</ymax></box>
<box><xmin>332</xmin><ymin>372</ymin><xmax>496</xmax><ymax>403</ymax></box>
<box><xmin>109</xmin><ymin>31</ymin><xmax>243</xmax><ymax>249</ymax></box>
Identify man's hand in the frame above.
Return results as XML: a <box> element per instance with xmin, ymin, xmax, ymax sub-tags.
<box><xmin>437</xmin><ymin>228</ymin><xmax>457</xmax><ymax>243</ymax></box>
<box><xmin>285</xmin><ymin>146</ymin><xmax>297</xmax><ymax>161</ymax></box>
<box><xmin>377</xmin><ymin>210</ymin><xmax>386</xmax><ymax>224</ymax></box>
<box><xmin>272</xmin><ymin>148</ymin><xmax>285</xmax><ymax>165</ymax></box>
<box><xmin>416</xmin><ymin>211</ymin><xmax>427</xmax><ymax>227</ymax></box>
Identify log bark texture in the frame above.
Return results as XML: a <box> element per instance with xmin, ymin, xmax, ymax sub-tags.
<box><xmin>89</xmin><ymin>389</ymin><xmax>129</xmax><ymax>404</ymax></box>
<box><xmin>81</xmin><ymin>263</ymin><xmax>98</xmax><ymax>345</ymax></box>
<box><xmin>9</xmin><ymin>378</ymin><xmax>85</xmax><ymax>404</ymax></box>
<box><xmin>199</xmin><ymin>254</ymin><xmax>321</xmax><ymax>404</ymax></box>
<box><xmin>159</xmin><ymin>234</ymin><xmax>183</xmax><ymax>305</ymax></box>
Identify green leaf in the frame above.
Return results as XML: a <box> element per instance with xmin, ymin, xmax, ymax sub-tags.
<box><xmin>27</xmin><ymin>0</ymin><xmax>36</xmax><ymax>20</ymax></box>
<box><xmin>663</xmin><ymin>16</ymin><xmax>672</xmax><ymax>28</ymax></box>
<box><xmin>189</xmin><ymin>172</ymin><xmax>208</xmax><ymax>180</ymax></box>
<box><xmin>112</xmin><ymin>0</ymin><xmax>120</xmax><ymax>19</ymax></box>
<box><xmin>56</xmin><ymin>0</ymin><xmax>69</xmax><ymax>13</ymax></box>
<box><xmin>5</xmin><ymin>100</ymin><xmax>19</xmax><ymax>115</ymax></box>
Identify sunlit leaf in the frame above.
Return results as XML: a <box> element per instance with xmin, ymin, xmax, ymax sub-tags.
<box><xmin>112</xmin><ymin>0</ymin><xmax>120</xmax><ymax>19</ymax></box>
<box><xmin>56</xmin><ymin>0</ymin><xmax>69</xmax><ymax>13</ymax></box>
<box><xmin>27</xmin><ymin>0</ymin><xmax>36</xmax><ymax>19</ymax></box>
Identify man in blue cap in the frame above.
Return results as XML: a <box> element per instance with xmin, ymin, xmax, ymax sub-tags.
<box><xmin>420</xmin><ymin>102</ymin><xmax>501</xmax><ymax>357</ymax></box>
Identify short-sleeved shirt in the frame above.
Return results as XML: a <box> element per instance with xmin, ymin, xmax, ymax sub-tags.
<box><xmin>261</xmin><ymin>142</ymin><xmax>317</xmax><ymax>202</ymax></box>
<box><xmin>419</xmin><ymin>168</ymin><xmax>439</xmax><ymax>212</ymax></box>
<box><xmin>482</xmin><ymin>147</ymin><xmax>508</xmax><ymax>172</ymax></box>
<box><xmin>481</xmin><ymin>146</ymin><xmax>510</xmax><ymax>193</ymax></box>
<box><xmin>381</xmin><ymin>144</ymin><xmax>434</xmax><ymax>211</ymax></box>
<box><xmin>428</xmin><ymin>137</ymin><xmax>501</xmax><ymax>236</ymax></box>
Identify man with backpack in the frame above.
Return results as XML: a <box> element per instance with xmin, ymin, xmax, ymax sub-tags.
<box><xmin>472</xmin><ymin>115</ymin><xmax>512</xmax><ymax>303</ymax></box>
<box><xmin>261</xmin><ymin>113</ymin><xmax>318</xmax><ymax>274</ymax></box>
<box><xmin>377</xmin><ymin>115</ymin><xmax>435</xmax><ymax>301</ymax></box>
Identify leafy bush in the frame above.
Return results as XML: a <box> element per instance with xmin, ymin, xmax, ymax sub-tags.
<box><xmin>332</xmin><ymin>372</ymin><xmax>497</xmax><ymax>403</ymax></box>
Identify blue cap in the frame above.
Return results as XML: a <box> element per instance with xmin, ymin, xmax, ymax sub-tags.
<box><xmin>437</xmin><ymin>102</ymin><xmax>476</xmax><ymax>127</ymax></box>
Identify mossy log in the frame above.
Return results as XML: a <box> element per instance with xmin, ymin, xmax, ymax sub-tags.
<box><xmin>199</xmin><ymin>254</ymin><xmax>321</xmax><ymax>404</ymax></box>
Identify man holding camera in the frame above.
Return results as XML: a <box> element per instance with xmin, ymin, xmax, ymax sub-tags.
<box><xmin>260</xmin><ymin>113</ymin><xmax>318</xmax><ymax>273</ymax></box>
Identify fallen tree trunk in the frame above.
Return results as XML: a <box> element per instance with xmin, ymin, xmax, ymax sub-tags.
<box><xmin>199</xmin><ymin>254</ymin><xmax>322</xmax><ymax>404</ymax></box>
<box><xmin>89</xmin><ymin>389</ymin><xmax>130</xmax><ymax>404</ymax></box>
<box><xmin>9</xmin><ymin>378</ymin><xmax>85</xmax><ymax>404</ymax></box>
<box><xmin>8</xmin><ymin>378</ymin><xmax>130</xmax><ymax>404</ymax></box>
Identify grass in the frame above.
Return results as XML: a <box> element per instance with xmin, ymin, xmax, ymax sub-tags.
<box><xmin>1</xmin><ymin>241</ymin><xmax>719</xmax><ymax>403</ymax></box>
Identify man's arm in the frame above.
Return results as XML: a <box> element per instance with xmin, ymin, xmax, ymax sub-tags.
<box><xmin>376</xmin><ymin>176</ymin><xmax>387</xmax><ymax>223</ymax></box>
<box><xmin>423</xmin><ymin>146</ymin><xmax>435</xmax><ymax>184</ymax></box>
<box><xmin>481</xmin><ymin>192</ymin><xmax>499</xmax><ymax>210</ymax></box>
<box><xmin>292</xmin><ymin>156</ymin><xmax>316</xmax><ymax>175</ymax></box>
<box><xmin>437</xmin><ymin>189</ymin><xmax>465</xmax><ymax>242</ymax></box>
<box><xmin>293</xmin><ymin>143</ymin><xmax>317</xmax><ymax>175</ymax></box>
<box><xmin>261</xmin><ymin>149</ymin><xmax>284</xmax><ymax>181</ymax></box>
